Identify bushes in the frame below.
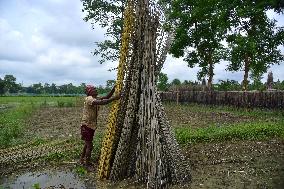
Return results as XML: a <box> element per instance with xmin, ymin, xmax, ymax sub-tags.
<box><xmin>0</xmin><ymin>105</ymin><xmax>32</xmax><ymax>147</ymax></box>
<box><xmin>0</xmin><ymin>96</ymin><xmax>80</xmax><ymax>147</ymax></box>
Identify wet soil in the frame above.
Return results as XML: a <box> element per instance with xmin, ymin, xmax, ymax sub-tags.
<box><xmin>1</xmin><ymin>105</ymin><xmax>283</xmax><ymax>188</ymax></box>
<box><xmin>186</xmin><ymin>139</ymin><xmax>284</xmax><ymax>189</ymax></box>
<box><xmin>1</xmin><ymin>169</ymin><xmax>92</xmax><ymax>189</ymax></box>
<box><xmin>24</xmin><ymin>106</ymin><xmax>109</xmax><ymax>141</ymax></box>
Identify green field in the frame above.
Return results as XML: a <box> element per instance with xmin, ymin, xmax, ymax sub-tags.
<box><xmin>164</xmin><ymin>103</ymin><xmax>284</xmax><ymax>144</ymax></box>
<box><xmin>1</xmin><ymin>96</ymin><xmax>283</xmax><ymax>188</ymax></box>
<box><xmin>0</xmin><ymin>96</ymin><xmax>81</xmax><ymax>147</ymax></box>
<box><xmin>1</xmin><ymin>96</ymin><xmax>283</xmax><ymax>148</ymax></box>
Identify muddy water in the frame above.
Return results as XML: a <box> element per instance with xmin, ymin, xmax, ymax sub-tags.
<box><xmin>1</xmin><ymin>170</ymin><xmax>95</xmax><ymax>189</ymax></box>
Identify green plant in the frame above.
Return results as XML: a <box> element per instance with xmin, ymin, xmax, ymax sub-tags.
<box><xmin>175</xmin><ymin>121</ymin><xmax>284</xmax><ymax>145</ymax></box>
<box><xmin>65</xmin><ymin>101</ymin><xmax>74</xmax><ymax>107</ymax></box>
<box><xmin>57</xmin><ymin>101</ymin><xmax>65</xmax><ymax>107</ymax></box>
<box><xmin>40</xmin><ymin>99</ymin><xmax>47</xmax><ymax>107</ymax></box>
<box><xmin>31</xmin><ymin>138</ymin><xmax>46</xmax><ymax>146</ymax></box>
<box><xmin>75</xmin><ymin>166</ymin><xmax>87</xmax><ymax>176</ymax></box>
<box><xmin>44</xmin><ymin>152</ymin><xmax>66</xmax><ymax>161</ymax></box>
<box><xmin>32</xmin><ymin>183</ymin><xmax>40</xmax><ymax>189</ymax></box>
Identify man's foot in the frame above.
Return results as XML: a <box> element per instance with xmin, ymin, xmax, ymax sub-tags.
<box><xmin>85</xmin><ymin>163</ymin><xmax>95</xmax><ymax>172</ymax></box>
<box><xmin>79</xmin><ymin>158</ymin><xmax>85</xmax><ymax>165</ymax></box>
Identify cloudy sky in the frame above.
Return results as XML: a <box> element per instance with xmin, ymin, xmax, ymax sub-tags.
<box><xmin>0</xmin><ymin>0</ymin><xmax>284</xmax><ymax>87</ymax></box>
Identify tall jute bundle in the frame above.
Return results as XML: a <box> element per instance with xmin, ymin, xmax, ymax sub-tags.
<box><xmin>98</xmin><ymin>0</ymin><xmax>191</xmax><ymax>188</ymax></box>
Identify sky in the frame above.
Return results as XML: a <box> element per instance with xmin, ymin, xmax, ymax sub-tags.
<box><xmin>0</xmin><ymin>0</ymin><xmax>284</xmax><ymax>87</ymax></box>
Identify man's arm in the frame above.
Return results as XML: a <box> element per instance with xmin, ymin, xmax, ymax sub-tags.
<box><xmin>99</xmin><ymin>86</ymin><xmax>116</xmax><ymax>100</ymax></box>
<box><xmin>92</xmin><ymin>94</ymin><xmax>120</xmax><ymax>105</ymax></box>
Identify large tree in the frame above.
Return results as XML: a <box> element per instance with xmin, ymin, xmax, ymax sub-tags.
<box><xmin>169</xmin><ymin>0</ymin><xmax>229</xmax><ymax>90</ymax></box>
<box><xmin>81</xmin><ymin>0</ymin><xmax>126</xmax><ymax>64</ymax></box>
<box><xmin>81</xmin><ymin>0</ymin><xmax>173</xmax><ymax>66</ymax></box>
<box><xmin>225</xmin><ymin>1</ymin><xmax>284</xmax><ymax>91</ymax></box>
<box><xmin>0</xmin><ymin>78</ymin><xmax>5</xmax><ymax>95</ymax></box>
<box><xmin>3</xmin><ymin>75</ymin><xmax>20</xmax><ymax>93</ymax></box>
<box><xmin>157</xmin><ymin>72</ymin><xmax>169</xmax><ymax>91</ymax></box>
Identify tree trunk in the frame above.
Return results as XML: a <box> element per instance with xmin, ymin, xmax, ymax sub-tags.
<box><xmin>207</xmin><ymin>51</ymin><xmax>214</xmax><ymax>91</ymax></box>
<box><xmin>242</xmin><ymin>54</ymin><xmax>250</xmax><ymax>91</ymax></box>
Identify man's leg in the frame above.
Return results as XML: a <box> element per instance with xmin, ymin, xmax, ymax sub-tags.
<box><xmin>80</xmin><ymin>142</ymin><xmax>87</xmax><ymax>164</ymax></box>
<box><xmin>85</xmin><ymin>140</ymin><xmax>93</xmax><ymax>166</ymax></box>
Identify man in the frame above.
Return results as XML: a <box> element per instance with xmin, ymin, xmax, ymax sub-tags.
<box><xmin>80</xmin><ymin>85</ymin><xmax>120</xmax><ymax>168</ymax></box>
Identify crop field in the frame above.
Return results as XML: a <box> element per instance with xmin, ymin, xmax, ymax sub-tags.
<box><xmin>0</xmin><ymin>96</ymin><xmax>283</xmax><ymax>188</ymax></box>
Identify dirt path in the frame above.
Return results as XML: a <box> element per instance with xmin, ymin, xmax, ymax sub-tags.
<box><xmin>1</xmin><ymin>106</ymin><xmax>283</xmax><ymax>188</ymax></box>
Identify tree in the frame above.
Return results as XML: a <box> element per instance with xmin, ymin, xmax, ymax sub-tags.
<box><xmin>78</xmin><ymin>83</ymin><xmax>86</xmax><ymax>94</ymax></box>
<box><xmin>274</xmin><ymin>79</ymin><xmax>284</xmax><ymax>90</ymax></box>
<box><xmin>170</xmin><ymin>0</ymin><xmax>228</xmax><ymax>90</ymax></box>
<box><xmin>157</xmin><ymin>72</ymin><xmax>169</xmax><ymax>91</ymax></box>
<box><xmin>267</xmin><ymin>71</ymin><xmax>274</xmax><ymax>90</ymax></box>
<box><xmin>4</xmin><ymin>75</ymin><xmax>20</xmax><ymax>93</ymax></box>
<box><xmin>50</xmin><ymin>83</ymin><xmax>57</xmax><ymax>94</ymax></box>
<box><xmin>249</xmin><ymin>74</ymin><xmax>265</xmax><ymax>91</ymax></box>
<box><xmin>0</xmin><ymin>78</ymin><xmax>5</xmax><ymax>95</ymax></box>
<box><xmin>82</xmin><ymin>0</ymin><xmax>173</xmax><ymax>66</ymax></box>
<box><xmin>217</xmin><ymin>79</ymin><xmax>241</xmax><ymax>91</ymax></box>
<box><xmin>171</xmin><ymin>78</ymin><xmax>181</xmax><ymax>86</ymax></box>
<box><xmin>225</xmin><ymin>1</ymin><xmax>284</xmax><ymax>91</ymax></box>
<box><xmin>26</xmin><ymin>86</ymin><xmax>35</xmax><ymax>94</ymax></box>
<box><xmin>32</xmin><ymin>83</ymin><xmax>43</xmax><ymax>94</ymax></box>
<box><xmin>43</xmin><ymin>83</ymin><xmax>50</xmax><ymax>94</ymax></box>
<box><xmin>106</xmin><ymin>79</ymin><xmax>116</xmax><ymax>90</ymax></box>
<box><xmin>81</xmin><ymin>0</ymin><xmax>126</xmax><ymax>64</ymax></box>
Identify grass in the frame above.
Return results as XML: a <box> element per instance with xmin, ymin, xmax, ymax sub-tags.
<box><xmin>175</xmin><ymin>122</ymin><xmax>284</xmax><ymax>144</ymax></box>
<box><xmin>0</xmin><ymin>104</ymin><xmax>34</xmax><ymax>147</ymax></box>
<box><xmin>0</xmin><ymin>96</ymin><xmax>81</xmax><ymax>148</ymax></box>
<box><xmin>172</xmin><ymin>102</ymin><xmax>284</xmax><ymax>144</ymax></box>
<box><xmin>1</xmin><ymin>97</ymin><xmax>283</xmax><ymax>148</ymax></box>
<box><xmin>0</xmin><ymin>96</ymin><xmax>82</xmax><ymax>107</ymax></box>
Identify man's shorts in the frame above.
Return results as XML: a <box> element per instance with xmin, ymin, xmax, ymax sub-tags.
<box><xmin>81</xmin><ymin>125</ymin><xmax>95</xmax><ymax>141</ymax></box>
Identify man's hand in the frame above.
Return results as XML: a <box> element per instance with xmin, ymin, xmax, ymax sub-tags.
<box><xmin>111</xmin><ymin>85</ymin><xmax>116</xmax><ymax>92</ymax></box>
<box><xmin>113</xmin><ymin>93</ymin><xmax>121</xmax><ymax>100</ymax></box>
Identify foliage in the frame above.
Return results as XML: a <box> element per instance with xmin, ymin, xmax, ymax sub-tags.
<box><xmin>175</xmin><ymin>121</ymin><xmax>284</xmax><ymax>144</ymax></box>
<box><xmin>274</xmin><ymin>79</ymin><xmax>284</xmax><ymax>90</ymax></box>
<box><xmin>225</xmin><ymin>1</ymin><xmax>284</xmax><ymax>90</ymax></box>
<box><xmin>0</xmin><ymin>96</ymin><xmax>79</xmax><ymax>147</ymax></box>
<box><xmin>106</xmin><ymin>79</ymin><xmax>116</xmax><ymax>90</ymax></box>
<box><xmin>81</xmin><ymin>0</ymin><xmax>126</xmax><ymax>64</ymax></box>
<box><xmin>170</xmin><ymin>0</ymin><xmax>228</xmax><ymax>88</ymax></box>
<box><xmin>0</xmin><ymin>78</ymin><xmax>4</xmax><ymax>95</ymax></box>
<box><xmin>157</xmin><ymin>72</ymin><xmax>169</xmax><ymax>91</ymax></box>
<box><xmin>171</xmin><ymin>78</ymin><xmax>181</xmax><ymax>86</ymax></box>
<box><xmin>0</xmin><ymin>75</ymin><xmax>21</xmax><ymax>94</ymax></box>
<box><xmin>75</xmin><ymin>166</ymin><xmax>87</xmax><ymax>176</ymax></box>
<box><xmin>215</xmin><ymin>79</ymin><xmax>242</xmax><ymax>91</ymax></box>
<box><xmin>165</xmin><ymin>102</ymin><xmax>284</xmax><ymax>144</ymax></box>
<box><xmin>44</xmin><ymin>152</ymin><xmax>67</xmax><ymax>161</ymax></box>
<box><xmin>0</xmin><ymin>74</ymin><xmax>116</xmax><ymax>95</ymax></box>
<box><xmin>32</xmin><ymin>183</ymin><xmax>40</xmax><ymax>189</ymax></box>
<box><xmin>0</xmin><ymin>104</ymin><xmax>32</xmax><ymax>147</ymax></box>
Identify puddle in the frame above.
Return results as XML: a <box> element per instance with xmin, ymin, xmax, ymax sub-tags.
<box><xmin>1</xmin><ymin>170</ymin><xmax>95</xmax><ymax>189</ymax></box>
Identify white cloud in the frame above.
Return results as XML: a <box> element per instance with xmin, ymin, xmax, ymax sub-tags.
<box><xmin>0</xmin><ymin>0</ymin><xmax>283</xmax><ymax>87</ymax></box>
<box><xmin>0</xmin><ymin>0</ymin><xmax>116</xmax><ymax>86</ymax></box>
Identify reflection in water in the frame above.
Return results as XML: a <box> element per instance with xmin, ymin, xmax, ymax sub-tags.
<box><xmin>2</xmin><ymin>170</ymin><xmax>92</xmax><ymax>189</ymax></box>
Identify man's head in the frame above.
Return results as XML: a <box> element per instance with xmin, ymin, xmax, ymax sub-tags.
<box><xmin>85</xmin><ymin>85</ymin><xmax>98</xmax><ymax>97</ymax></box>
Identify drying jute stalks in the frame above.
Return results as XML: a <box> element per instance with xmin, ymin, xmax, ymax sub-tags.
<box><xmin>98</xmin><ymin>0</ymin><xmax>191</xmax><ymax>188</ymax></box>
